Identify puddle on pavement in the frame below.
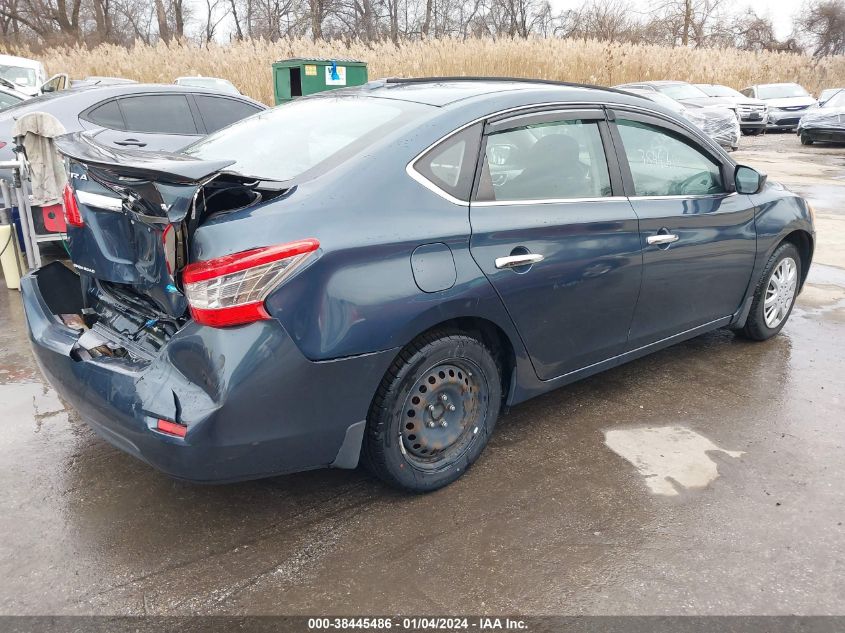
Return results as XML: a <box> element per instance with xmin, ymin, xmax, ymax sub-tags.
<box><xmin>0</xmin><ymin>382</ymin><xmax>68</xmax><ymax>442</ymax></box>
<box><xmin>604</xmin><ymin>426</ymin><xmax>743</xmax><ymax>496</ymax></box>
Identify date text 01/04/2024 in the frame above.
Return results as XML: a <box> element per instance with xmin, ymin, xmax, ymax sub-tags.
<box><xmin>307</xmin><ymin>618</ymin><xmax>528</xmax><ymax>630</ymax></box>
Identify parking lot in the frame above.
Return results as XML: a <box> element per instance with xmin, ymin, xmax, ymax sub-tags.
<box><xmin>1</xmin><ymin>131</ymin><xmax>843</xmax><ymax>616</ymax></box>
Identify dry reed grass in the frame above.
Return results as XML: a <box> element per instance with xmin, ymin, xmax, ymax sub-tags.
<box><xmin>5</xmin><ymin>38</ymin><xmax>844</xmax><ymax>105</ymax></box>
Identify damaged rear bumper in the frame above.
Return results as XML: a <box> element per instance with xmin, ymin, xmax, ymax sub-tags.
<box><xmin>21</xmin><ymin>262</ymin><xmax>396</xmax><ymax>483</ymax></box>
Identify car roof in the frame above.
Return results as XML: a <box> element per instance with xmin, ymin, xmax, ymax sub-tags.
<box><xmin>0</xmin><ymin>54</ymin><xmax>43</xmax><ymax>69</ymax></box>
<box><xmin>634</xmin><ymin>80</ymin><xmax>687</xmax><ymax>86</ymax></box>
<box><xmin>346</xmin><ymin>77</ymin><xmax>637</xmax><ymax>107</ymax></box>
<box><xmin>0</xmin><ymin>83</ymin><xmax>266</xmax><ymax>123</ymax></box>
<box><xmin>177</xmin><ymin>76</ymin><xmax>233</xmax><ymax>82</ymax></box>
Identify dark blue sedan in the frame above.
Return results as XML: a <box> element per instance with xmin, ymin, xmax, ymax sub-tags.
<box><xmin>21</xmin><ymin>79</ymin><xmax>815</xmax><ymax>492</ymax></box>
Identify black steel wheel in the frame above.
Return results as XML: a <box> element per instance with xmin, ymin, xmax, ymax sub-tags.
<box><xmin>362</xmin><ymin>330</ymin><xmax>501</xmax><ymax>492</ymax></box>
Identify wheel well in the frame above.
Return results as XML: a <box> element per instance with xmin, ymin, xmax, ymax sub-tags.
<box><xmin>782</xmin><ymin>229</ymin><xmax>814</xmax><ymax>288</ymax></box>
<box><xmin>408</xmin><ymin>317</ymin><xmax>516</xmax><ymax>407</ymax></box>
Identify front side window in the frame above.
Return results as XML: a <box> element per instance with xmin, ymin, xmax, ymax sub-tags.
<box><xmin>616</xmin><ymin>119</ymin><xmax>725</xmax><ymax>197</ymax></box>
<box><xmin>119</xmin><ymin>94</ymin><xmax>197</xmax><ymax>134</ymax></box>
<box><xmin>479</xmin><ymin>119</ymin><xmax>612</xmax><ymax>201</ymax></box>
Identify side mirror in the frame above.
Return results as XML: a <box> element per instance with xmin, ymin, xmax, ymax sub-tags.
<box><xmin>735</xmin><ymin>165</ymin><xmax>766</xmax><ymax>194</ymax></box>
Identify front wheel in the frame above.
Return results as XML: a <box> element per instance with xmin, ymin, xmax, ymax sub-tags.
<box><xmin>740</xmin><ymin>242</ymin><xmax>801</xmax><ymax>341</ymax></box>
<box><xmin>800</xmin><ymin>132</ymin><xmax>814</xmax><ymax>145</ymax></box>
<box><xmin>362</xmin><ymin>331</ymin><xmax>501</xmax><ymax>492</ymax></box>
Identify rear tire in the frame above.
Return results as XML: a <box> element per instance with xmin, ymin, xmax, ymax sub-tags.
<box><xmin>362</xmin><ymin>331</ymin><xmax>501</xmax><ymax>492</ymax></box>
<box><xmin>749</xmin><ymin>128</ymin><xmax>763</xmax><ymax>136</ymax></box>
<box><xmin>740</xmin><ymin>242</ymin><xmax>801</xmax><ymax>341</ymax></box>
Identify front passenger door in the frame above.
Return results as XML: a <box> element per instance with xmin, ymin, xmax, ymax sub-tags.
<box><xmin>469</xmin><ymin>109</ymin><xmax>643</xmax><ymax>381</ymax></box>
<box><xmin>610</xmin><ymin>113</ymin><xmax>757</xmax><ymax>347</ymax></box>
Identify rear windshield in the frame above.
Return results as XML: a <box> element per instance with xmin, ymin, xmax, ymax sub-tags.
<box><xmin>658</xmin><ymin>83</ymin><xmax>709</xmax><ymax>100</ymax></box>
<box><xmin>184</xmin><ymin>96</ymin><xmax>431</xmax><ymax>181</ymax></box>
<box><xmin>757</xmin><ymin>84</ymin><xmax>809</xmax><ymax>99</ymax></box>
<box><xmin>698</xmin><ymin>85</ymin><xmax>744</xmax><ymax>99</ymax></box>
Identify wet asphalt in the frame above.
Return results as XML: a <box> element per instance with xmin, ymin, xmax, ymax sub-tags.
<box><xmin>0</xmin><ymin>133</ymin><xmax>843</xmax><ymax>616</ymax></box>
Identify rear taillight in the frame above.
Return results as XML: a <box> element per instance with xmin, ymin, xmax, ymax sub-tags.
<box><xmin>156</xmin><ymin>418</ymin><xmax>187</xmax><ymax>438</ymax></box>
<box><xmin>62</xmin><ymin>183</ymin><xmax>84</xmax><ymax>228</ymax></box>
<box><xmin>182</xmin><ymin>239</ymin><xmax>319</xmax><ymax>328</ymax></box>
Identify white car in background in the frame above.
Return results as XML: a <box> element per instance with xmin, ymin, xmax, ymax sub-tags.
<box><xmin>741</xmin><ymin>83</ymin><xmax>817</xmax><ymax>131</ymax></box>
<box><xmin>615</xmin><ymin>85</ymin><xmax>741</xmax><ymax>150</ymax></box>
<box><xmin>0</xmin><ymin>54</ymin><xmax>47</xmax><ymax>98</ymax></box>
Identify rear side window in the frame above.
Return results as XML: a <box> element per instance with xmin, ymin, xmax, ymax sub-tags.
<box><xmin>119</xmin><ymin>95</ymin><xmax>197</xmax><ymax>134</ymax></box>
<box><xmin>86</xmin><ymin>100</ymin><xmax>124</xmax><ymax>129</ymax></box>
<box><xmin>412</xmin><ymin>124</ymin><xmax>481</xmax><ymax>201</ymax></box>
<box><xmin>194</xmin><ymin>95</ymin><xmax>262</xmax><ymax>132</ymax></box>
<box><xmin>479</xmin><ymin>119</ymin><xmax>612</xmax><ymax>201</ymax></box>
<box><xmin>616</xmin><ymin>119</ymin><xmax>724</xmax><ymax>196</ymax></box>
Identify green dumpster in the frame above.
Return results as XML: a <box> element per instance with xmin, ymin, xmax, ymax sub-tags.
<box><xmin>272</xmin><ymin>58</ymin><xmax>368</xmax><ymax>105</ymax></box>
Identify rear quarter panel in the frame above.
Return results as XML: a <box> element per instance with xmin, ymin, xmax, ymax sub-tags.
<box><xmin>190</xmin><ymin>108</ymin><xmax>529</xmax><ymax>365</ymax></box>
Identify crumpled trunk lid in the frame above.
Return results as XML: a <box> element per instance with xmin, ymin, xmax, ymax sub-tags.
<box><xmin>55</xmin><ymin>133</ymin><xmax>236</xmax><ymax>319</ymax></box>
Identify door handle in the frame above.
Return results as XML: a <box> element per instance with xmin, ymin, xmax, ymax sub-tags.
<box><xmin>114</xmin><ymin>138</ymin><xmax>147</xmax><ymax>147</ymax></box>
<box><xmin>647</xmin><ymin>233</ymin><xmax>679</xmax><ymax>245</ymax></box>
<box><xmin>495</xmin><ymin>253</ymin><xmax>544</xmax><ymax>269</ymax></box>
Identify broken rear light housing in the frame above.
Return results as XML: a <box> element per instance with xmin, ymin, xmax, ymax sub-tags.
<box><xmin>182</xmin><ymin>239</ymin><xmax>319</xmax><ymax>328</ymax></box>
<box><xmin>62</xmin><ymin>183</ymin><xmax>84</xmax><ymax>228</ymax></box>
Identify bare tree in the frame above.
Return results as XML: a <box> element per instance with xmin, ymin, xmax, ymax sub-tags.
<box><xmin>795</xmin><ymin>0</ymin><xmax>845</xmax><ymax>56</ymax></box>
<box><xmin>651</xmin><ymin>0</ymin><xmax>724</xmax><ymax>46</ymax></box>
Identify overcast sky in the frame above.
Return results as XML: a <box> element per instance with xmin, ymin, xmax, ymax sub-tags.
<box><xmin>194</xmin><ymin>0</ymin><xmax>800</xmax><ymax>41</ymax></box>
<box><xmin>550</xmin><ymin>0</ymin><xmax>798</xmax><ymax>38</ymax></box>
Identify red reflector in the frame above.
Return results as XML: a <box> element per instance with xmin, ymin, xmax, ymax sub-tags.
<box><xmin>0</xmin><ymin>142</ymin><xmax>6</xmax><ymax>150</ymax></box>
<box><xmin>62</xmin><ymin>183</ymin><xmax>84</xmax><ymax>228</ymax></box>
<box><xmin>156</xmin><ymin>419</ymin><xmax>187</xmax><ymax>437</ymax></box>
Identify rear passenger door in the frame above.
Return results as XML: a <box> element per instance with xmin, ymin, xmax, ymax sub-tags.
<box><xmin>608</xmin><ymin>110</ymin><xmax>757</xmax><ymax>346</ymax></box>
<box><xmin>468</xmin><ymin>108</ymin><xmax>643</xmax><ymax>380</ymax></box>
<box><xmin>89</xmin><ymin>94</ymin><xmax>202</xmax><ymax>151</ymax></box>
